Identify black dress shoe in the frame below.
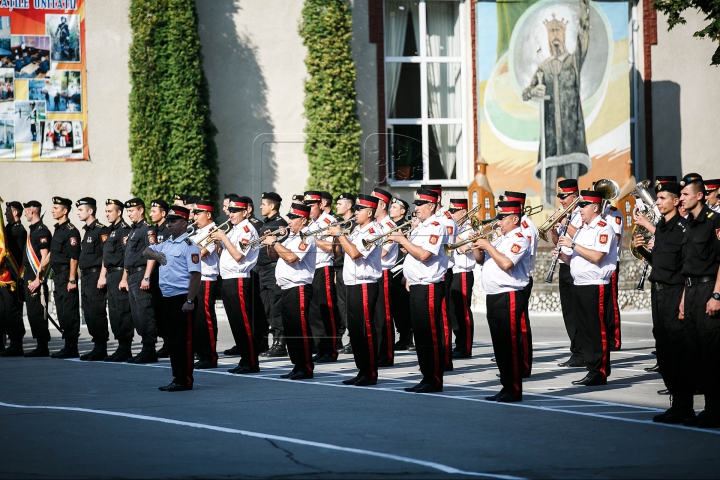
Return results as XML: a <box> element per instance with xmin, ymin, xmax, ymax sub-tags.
<box><xmin>51</xmin><ymin>346</ymin><xmax>67</xmax><ymax>358</ymax></box>
<box><xmin>133</xmin><ymin>350</ymin><xmax>158</xmax><ymax>364</ymax></box>
<box><xmin>403</xmin><ymin>382</ymin><xmax>424</xmax><ymax>392</ymax></box>
<box><xmin>311</xmin><ymin>352</ymin><xmax>324</xmax><ymax>362</ymax></box>
<box><xmin>354</xmin><ymin>376</ymin><xmax>377</xmax><ymax>386</ymax></box>
<box><xmin>655</xmin><ymin>407</ymin><xmax>695</xmax><ymax>424</ymax></box>
<box><xmin>496</xmin><ymin>393</ymin><xmax>522</xmax><ymax>403</ymax></box>
<box><xmin>228</xmin><ymin>365</ymin><xmax>260</xmax><ymax>374</ymax></box>
<box><xmin>158</xmin><ymin>382</ymin><xmax>192</xmax><ymax>392</ymax></box>
<box><xmin>574</xmin><ymin>373</ymin><xmax>607</xmax><ymax>386</ymax></box>
<box><xmin>378</xmin><ymin>360</ymin><xmax>394</xmax><ymax>368</ymax></box>
<box><xmin>0</xmin><ymin>344</ymin><xmax>24</xmax><ymax>357</ymax></box>
<box><xmin>316</xmin><ymin>353</ymin><xmax>337</xmax><ymax>363</ymax></box>
<box><xmin>24</xmin><ymin>345</ymin><xmax>50</xmax><ymax>357</ymax></box>
<box><xmin>56</xmin><ymin>345</ymin><xmax>79</xmax><ymax>359</ymax></box>
<box><xmin>280</xmin><ymin>370</ymin><xmax>297</xmax><ymax>379</ymax></box>
<box><xmin>559</xmin><ymin>356</ymin><xmax>585</xmax><ymax>367</ymax></box>
<box><xmin>195</xmin><ymin>360</ymin><xmax>217</xmax><ymax>369</ymax></box>
<box><xmin>156</xmin><ymin>345</ymin><xmax>169</xmax><ymax>358</ymax></box>
<box><xmin>394</xmin><ymin>340</ymin><xmax>409</xmax><ymax>351</ymax></box>
<box><xmin>342</xmin><ymin>374</ymin><xmax>361</xmax><ymax>385</ymax></box>
<box><xmin>572</xmin><ymin>374</ymin><xmax>592</xmax><ymax>385</ymax></box>
<box><xmin>452</xmin><ymin>351</ymin><xmax>471</xmax><ymax>359</ymax></box>
<box><xmin>415</xmin><ymin>384</ymin><xmax>442</xmax><ymax>394</ymax></box>
<box><xmin>264</xmin><ymin>346</ymin><xmax>288</xmax><ymax>358</ymax></box>
<box><xmin>657</xmin><ymin>388</ymin><xmax>670</xmax><ymax>395</ymax></box>
<box><xmin>290</xmin><ymin>371</ymin><xmax>313</xmax><ymax>380</ymax></box>
<box><xmin>645</xmin><ymin>364</ymin><xmax>660</xmax><ymax>373</ymax></box>
<box><xmin>696</xmin><ymin>410</ymin><xmax>720</xmax><ymax>428</ymax></box>
<box><xmin>485</xmin><ymin>391</ymin><xmax>505</xmax><ymax>401</ymax></box>
<box><xmin>223</xmin><ymin>345</ymin><xmax>241</xmax><ymax>356</ymax></box>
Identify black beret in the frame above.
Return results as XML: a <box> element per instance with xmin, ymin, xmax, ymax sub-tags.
<box><xmin>185</xmin><ymin>195</ymin><xmax>201</xmax><ymax>205</ymax></box>
<box><xmin>390</xmin><ymin>197</ymin><xmax>409</xmax><ymax>211</ymax></box>
<box><xmin>52</xmin><ymin>196</ymin><xmax>72</xmax><ymax>208</ymax></box>
<box><xmin>150</xmin><ymin>199</ymin><xmax>169</xmax><ymax>210</ymax></box>
<box><xmin>7</xmin><ymin>201</ymin><xmax>23</xmax><ymax>212</ymax></box>
<box><xmin>174</xmin><ymin>194</ymin><xmax>190</xmax><ymax>202</ymax></box>
<box><xmin>76</xmin><ymin>197</ymin><xmax>96</xmax><ymax>207</ymax></box>
<box><xmin>106</xmin><ymin>199</ymin><xmax>124</xmax><ymax>209</ymax></box>
<box><xmin>261</xmin><ymin>192</ymin><xmax>282</xmax><ymax>203</ymax></box>
<box><xmin>23</xmin><ymin>200</ymin><xmax>41</xmax><ymax>208</ymax></box>
<box><xmin>655</xmin><ymin>181</ymin><xmax>681</xmax><ymax>196</ymax></box>
<box><xmin>679</xmin><ymin>173</ymin><xmax>703</xmax><ymax>187</ymax></box>
<box><xmin>336</xmin><ymin>192</ymin><xmax>356</xmax><ymax>203</ymax></box>
<box><xmin>124</xmin><ymin>197</ymin><xmax>145</xmax><ymax>208</ymax></box>
<box><xmin>320</xmin><ymin>191</ymin><xmax>333</xmax><ymax>201</ymax></box>
<box><xmin>291</xmin><ymin>193</ymin><xmax>305</xmax><ymax>202</ymax></box>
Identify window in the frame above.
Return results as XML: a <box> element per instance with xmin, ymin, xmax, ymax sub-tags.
<box><xmin>483</xmin><ymin>196</ymin><xmax>490</xmax><ymax>210</ymax></box>
<box><xmin>385</xmin><ymin>0</ymin><xmax>467</xmax><ymax>186</ymax></box>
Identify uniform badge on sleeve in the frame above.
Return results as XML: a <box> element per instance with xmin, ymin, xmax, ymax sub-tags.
<box><xmin>101</xmin><ymin>234</ymin><xmax>109</xmax><ymax>243</ymax></box>
<box><xmin>386</xmin><ymin>221</ymin><xmax>393</xmax><ymax>228</ymax></box>
<box><xmin>615</xmin><ymin>216</ymin><xmax>621</xmax><ymax>225</ymax></box>
<box><xmin>70</xmin><ymin>237</ymin><xmax>77</xmax><ymax>247</ymax></box>
<box><xmin>191</xmin><ymin>253</ymin><xmax>200</xmax><ymax>264</ymax></box>
<box><xmin>429</xmin><ymin>235</ymin><xmax>438</xmax><ymax>245</ymax></box>
<box><xmin>598</xmin><ymin>221</ymin><xmax>607</xmax><ymax>227</ymax></box>
<box><xmin>40</xmin><ymin>237</ymin><xmax>48</xmax><ymax>244</ymax></box>
<box><xmin>323</xmin><ymin>217</ymin><xmax>332</xmax><ymax>224</ymax></box>
<box><xmin>716</xmin><ymin>228</ymin><xmax>720</xmax><ymax>241</ymax></box>
<box><xmin>369</xmin><ymin>228</ymin><xmax>375</xmax><ymax>234</ymax></box>
<box><xmin>522</xmin><ymin>220</ymin><xmax>529</xmax><ymax>229</ymax></box>
<box><xmin>299</xmin><ymin>242</ymin><xmax>308</xmax><ymax>252</ymax></box>
<box><xmin>122</xmin><ymin>236</ymin><xmax>128</xmax><ymax>246</ymax></box>
<box><xmin>510</xmin><ymin>244</ymin><xmax>521</xmax><ymax>254</ymax></box>
<box><xmin>444</xmin><ymin>211</ymin><xmax>452</xmax><ymax>219</ymax></box>
<box><xmin>148</xmin><ymin>234</ymin><xmax>157</xmax><ymax>245</ymax></box>
<box><xmin>243</xmin><ymin>225</ymin><xmax>250</xmax><ymax>233</ymax></box>
<box><xmin>599</xmin><ymin>234</ymin><xmax>608</xmax><ymax>244</ymax></box>
<box><xmin>446</xmin><ymin>226</ymin><xmax>453</xmax><ymax>235</ymax></box>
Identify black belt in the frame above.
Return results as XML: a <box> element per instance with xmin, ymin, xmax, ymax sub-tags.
<box><xmin>652</xmin><ymin>282</ymin><xmax>683</xmax><ymax>291</ymax></box>
<box><xmin>81</xmin><ymin>267</ymin><xmax>101</xmax><ymax>275</ymax></box>
<box><xmin>51</xmin><ymin>264</ymin><xmax>69</xmax><ymax>272</ymax></box>
<box><xmin>126</xmin><ymin>266</ymin><xmax>146</xmax><ymax>275</ymax></box>
<box><xmin>106</xmin><ymin>266</ymin><xmax>124</xmax><ymax>273</ymax></box>
<box><xmin>685</xmin><ymin>276</ymin><xmax>716</xmax><ymax>287</ymax></box>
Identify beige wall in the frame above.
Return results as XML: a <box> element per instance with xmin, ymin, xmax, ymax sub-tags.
<box><xmin>650</xmin><ymin>10</ymin><xmax>720</xmax><ymax>179</ymax></box>
<box><xmin>2</xmin><ymin>0</ymin><xmax>133</xmax><ymax>226</ymax></box>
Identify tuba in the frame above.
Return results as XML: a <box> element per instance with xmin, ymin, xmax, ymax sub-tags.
<box><xmin>592</xmin><ymin>178</ymin><xmax>620</xmax><ymax>212</ymax></box>
<box><xmin>629</xmin><ymin>180</ymin><xmax>660</xmax><ymax>261</ymax></box>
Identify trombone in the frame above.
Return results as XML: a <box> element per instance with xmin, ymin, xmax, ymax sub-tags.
<box><xmin>240</xmin><ymin>226</ymin><xmax>288</xmax><ymax>251</ymax></box>
<box><xmin>300</xmin><ymin>217</ymin><xmax>355</xmax><ymax>242</ymax></box>
<box><xmin>362</xmin><ymin>220</ymin><xmax>413</xmax><ymax>250</ymax></box>
<box><xmin>454</xmin><ymin>204</ymin><xmax>480</xmax><ymax>228</ymax></box>
<box><xmin>443</xmin><ymin>229</ymin><xmax>499</xmax><ymax>256</ymax></box>
<box><xmin>538</xmin><ymin>197</ymin><xmax>581</xmax><ymax>242</ymax></box>
<box><xmin>194</xmin><ymin>220</ymin><xmax>232</xmax><ymax>249</ymax></box>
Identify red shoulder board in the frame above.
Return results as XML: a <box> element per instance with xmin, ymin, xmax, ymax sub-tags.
<box><xmin>609</xmin><ymin>206</ymin><xmax>618</xmax><ymax>211</ymax></box>
<box><xmin>101</xmin><ymin>234</ymin><xmax>109</xmax><ymax>243</ymax></box>
<box><xmin>431</xmin><ymin>221</ymin><xmax>440</xmax><ymax>226</ymax></box>
<box><xmin>70</xmin><ymin>237</ymin><xmax>77</xmax><ymax>247</ymax></box>
<box><xmin>191</xmin><ymin>254</ymin><xmax>200</xmax><ymax>264</ymax></box>
<box><xmin>429</xmin><ymin>235</ymin><xmax>438</xmax><ymax>245</ymax></box>
<box><xmin>522</xmin><ymin>220</ymin><xmax>529</xmax><ymax>229</ymax></box>
<box><xmin>446</xmin><ymin>226</ymin><xmax>453</xmax><ymax>235</ymax></box>
<box><xmin>243</xmin><ymin>225</ymin><xmax>250</xmax><ymax>233</ymax></box>
<box><xmin>369</xmin><ymin>228</ymin><xmax>376</xmax><ymax>234</ymax></box>
<box><xmin>510</xmin><ymin>244</ymin><xmax>521</xmax><ymax>254</ymax></box>
<box><xmin>386</xmin><ymin>221</ymin><xmax>393</xmax><ymax>228</ymax></box>
<box><xmin>599</xmin><ymin>234</ymin><xmax>608</xmax><ymax>244</ymax></box>
<box><xmin>323</xmin><ymin>217</ymin><xmax>332</xmax><ymax>224</ymax></box>
<box><xmin>299</xmin><ymin>242</ymin><xmax>308</xmax><ymax>252</ymax></box>
<box><xmin>615</xmin><ymin>216</ymin><xmax>621</xmax><ymax>225</ymax></box>
<box><xmin>444</xmin><ymin>211</ymin><xmax>452</xmax><ymax>219</ymax></box>
<box><xmin>598</xmin><ymin>221</ymin><xmax>607</xmax><ymax>227</ymax></box>
<box><xmin>516</xmin><ymin>232</ymin><xmax>524</xmax><ymax>237</ymax></box>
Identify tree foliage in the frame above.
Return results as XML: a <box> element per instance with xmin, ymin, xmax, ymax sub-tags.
<box><xmin>128</xmin><ymin>0</ymin><xmax>218</xmax><ymax>204</ymax></box>
<box><xmin>299</xmin><ymin>0</ymin><xmax>362</xmax><ymax>198</ymax></box>
<box><xmin>653</xmin><ymin>0</ymin><xmax>720</xmax><ymax>65</ymax></box>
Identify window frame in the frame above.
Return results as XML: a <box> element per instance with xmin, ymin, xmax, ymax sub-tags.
<box><xmin>384</xmin><ymin>0</ymin><xmax>468</xmax><ymax>187</ymax></box>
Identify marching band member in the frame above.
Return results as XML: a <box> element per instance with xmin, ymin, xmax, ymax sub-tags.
<box><xmin>603</xmin><ymin>196</ymin><xmax>624</xmax><ymax>351</ymax></box>
<box><xmin>334</xmin><ymin>193</ymin><xmax>356</xmax><ymax>354</ymax></box>
<box><xmin>633</xmin><ymin>181</ymin><xmax>693</xmax><ymax>423</ymax></box>
<box><xmin>370</xmin><ymin>188</ymin><xmax>398</xmax><ymax>367</ymax></box>
<box><xmin>678</xmin><ymin>173</ymin><xmax>720</xmax><ymax>428</ymax></box>
<box><xmin>556</xmin><ymin>190</ymin><xmax>617</xmax><ymax>386</ymax></box>
<box><xmin>389</xmin><ymin>189</ymin><xmax>448</xmax><ymax>393</ymax></box>
<box><xmin>189</xmin><ymin>201</ymin><xmax>220</xmax><ymax>369</ymax></box>
<box><xmin>304</xmin><ymin>191</ymin><xmax>340</xmax><ymax>362</ymax></box>
<box><xmin>447</xmin><ymin>199</ymin><xmax>476</xmax><ymax>359</ymax></box>
<box><xmin>263</xmin><ymin>203</ymin><xmax>316</xmax><ymax>380</ymax></box>
<box><xmin>211</xmin><ymin>198</ymin><xmax>260</xmax><ymax>374</ymax></box>
<box><xmin>330</xmin><ymin>194</ymin><xmax>382</xmax><ymax>386</ymax></box>
<box><xmin>388</xmin><ymin>197</ymin><xmax>413</xmax><ymax>351</ymax></box>
<box><xmin>704</xmin><ymin>179</ymin><xmax>720</xmax><ymax>214</ymax></box>
<box><xmin>551</xmin><ymin>179</ymin><xmax>585</xmax><ymax>368</ymax></box>
<box><xmin>150</xmin><ymin>199</ymin><xmax>170</xmax><ymax>359</ymax></box>
<box><xmin>473</xmin><ymin>201</ymin><xmax>530</xmax><ymax>402</ymax></box>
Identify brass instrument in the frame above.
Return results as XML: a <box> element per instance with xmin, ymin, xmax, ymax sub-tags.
<box><xmin>592</xmin><ymin>178</ymin><xmax>620</xmax><ymax>212</ymax></box>
<box><xmin>194</xmin><ymin>220</ymin><xmax>232</xmax><ymax>249</ymax></box>
<box><xmin>630</xmin><ymin>180</ymin><xmax>661</xmax><ymax>290</ymax></box>
<box><xmin>444</xmin><ymin>229</ymin><xmax>499</xmax><ymax>256</ymax></box>
<box><xmin>362</xmin><ymin>220</ymin><xmax>413</xmax><ymax>250</ymax></box>
<box><xmin>300</xmin><ymin>216</ymin><xmax>355</xmax><ymax>242</ymax></box>
<box><xmin>524</xmin><ymin>205</ymin><xmax>544</xmax><ymax>216</ymax></box>
<box><xmin>538</xmin><ymin>197</ymin><xmax>581</xmax><ymax>242</ymax></box>
<box><xmin>457</xmin><ymin>215</ymin><xmax>491</xmax><ymax>235</ymax></box>
<box><xmin>454</xmin><ymin>204</ymin><xmax>481</xmax><ymax>228</ymax></box>
<box><xmin>240</xmin><ymin>226</ymin><xmax>289</xmax><ymax>251</ymax></box>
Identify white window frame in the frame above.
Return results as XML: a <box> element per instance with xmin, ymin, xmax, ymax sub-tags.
<box><xmin>384</xmin><ymin>0</ymin><xmax>468</xmax><ymax>187</ymax></box>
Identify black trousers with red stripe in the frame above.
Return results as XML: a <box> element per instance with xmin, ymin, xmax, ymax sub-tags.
<box><xmin>280</xmin><ymin>284</ymin><xmax>314</xmax><ymax>375</ymax></box>
<box><xmin>309</xmin><ymin>266</ymin><xmax>340</xmax><ymax>358</ymax></box>
<box><xmin>608</xmin><ymin>262</ymin><xmax>622</xmax><ymax>349</ymax></box>
<box><xmin>486</xmin><ymin>290</ymin><xmax>526</xmax><ymax>398</ymax></box>
<box><xmin>375</xmin><ymin>270</ymin><xmax>394</xmax><ymax>364</ymax></box>
<box><xmin>409</xmin><ymin>282</ymin><xmax>445</xmax><ymax>388</ymax></box>
<box><xmin>521</xmin><ymin>276</ymin><xmax>534</xmax><ymax>376</ymax></box>
<box><xmin>221</xmin><ymin>277</ymin><xmax>258</xmax><ymax>367</ymax></box>
<box><xmin>161</xmin><ymin>294</ymin><xmax>196</xmax><ymax>388</ymax></box>
<box><xmin>194</xmin><ymin>280</ymin><xmax>218</xmax><ymax>364</ymax></box>
<box><xmin>390</xmin><ymin>269</ymin><xmax>411</xmax><ymax>340</ymax></box>
<box><xmin>450</xmin><ymin>271</ymin><xmax>474</xmax><ymax>356</ymax></box>
<box><xmin>441</xmin><ymin>268</ymin><xmax>453</xmax><ymax>369</ymax></box>
<box><xmin>574</xmin><ymin>284</ymin><xmax>612</xmax><ymax>378</ymax></box>
<box><xmin>347</xmin><ymin>282</ymin><xmax>379</xmax><ymax>381</ymax></box>
<box><xmin>558</xmin><ymin>263</ymin><xmax>581</xmax><ymax>358</ymax></box>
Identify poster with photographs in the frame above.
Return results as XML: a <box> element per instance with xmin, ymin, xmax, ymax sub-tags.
<box><xmin>0</xmin><ymin>1</ymin><xmax>87</xmax><ymax>162</ymax></box>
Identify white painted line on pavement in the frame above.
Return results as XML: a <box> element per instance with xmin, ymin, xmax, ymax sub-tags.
<box><xmin>0</xmin><ymin>401</ymin><xmax>523</xmax><ymax>480</ymax></box>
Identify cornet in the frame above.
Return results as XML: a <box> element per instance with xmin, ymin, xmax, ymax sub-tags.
<box><xmin>194</xmin><ymin>220</ymin><xmax>232</xmax><ymax>249</ymax></box>
<box><xmin>300</xmin><ymin>217</ymin><xmax>355</xmax><ymax>242</ymax></box>
<box><xmin>362</xmin><ymin>220</ymin><xmax>413</xmax><ymax>250</ymax></box>
<box><xmin>444</xmin><ymin>229</ymin><xmax>499</xmax><ymax>256</ymax></box>
<box><xmin>240</xmin><ymin>226</ymin><xmax>288</xmax><ymax>251</ymax></box>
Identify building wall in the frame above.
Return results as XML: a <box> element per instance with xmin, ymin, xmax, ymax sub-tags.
<box><xmin>650</xmin><ymin>10</ymin><xmax>720</xmax><ymax>179</ymax></box>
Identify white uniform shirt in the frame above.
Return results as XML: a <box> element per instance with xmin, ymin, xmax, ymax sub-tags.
<box><xmin>275</xmin><ymin>228</ymin><xmax>316</xmax><ymax>289</ymax></box>
<box><xmin>342</xmin><ymin>221</ymin><xmax>383</xmax><ymax>285</ymax></box>
<box><xmin>218</xmin><ymin>219</ymin><xmax>258</xmax><ymax>279</ymax></box>
<box><xmin>710</xmin><ymin>203</ymin><xmax>720</xmax><ymax>214</ymax></box>
<box><xmin>436</xmin><ymin>208</ymin><xmax>458</xmax><ymax>269</ymax></box>
<box><xmin>519</xmin><ymin>214</ymin><xmax>539</xmax><ymax>271</ymax></box>
<box><xmin>452</xmin><ymin>220</ymin><xmax>476</xmax><ymax>273</ymax></box>
<box><xmin>569</xmin><ymin>215</ymin><xmax>618</xmax><ymax>286</ymax></box>
<box><xmin>557</xmin><ymin>206</ymin><xmax>583</xmax><ymax>264</ymax></box>
<box><xmin>308</xmin><ymin>211</ymin><xmax>337</xmax><ymax>269</ymax></box>
<box><xmin>480</xmin><ymin>227</ymin><xmax>530</xmax><ymax>295</ymax></box>
<box><xmin>190</xmin><ymin>222</ymin><xmax>220</xmax><ymax>281</ymax></box>
<box><xmin>604</xmin><ymin>205</ymin><xmax>624</xmax><ymax>258</ymax></box>
<box><xmin>375</xmin><ymin>215</ymin><xmax>398</xmax><ymax>270</ymax></box>
<box><xmin>403</xmin><ymin>217</ymin><xmax>448</xmax><ymax>286</ymax></box>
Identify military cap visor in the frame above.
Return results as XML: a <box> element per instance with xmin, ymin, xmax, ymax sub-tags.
<box><xmin>287</xmin><ymin>203</ymin><xmax>311</xmax><ymax>218</ymax></box>
<box><xmin>413</xmin><ymin>189</ymin><xmax>439</xmax><ymax>205</ymax></box>
<box><xmin>166</xmin><ymin>206</ymin><xmax>191</xmax><ymax>220</ymax></box>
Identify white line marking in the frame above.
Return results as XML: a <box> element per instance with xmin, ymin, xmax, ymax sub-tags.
<box><xmin>0</xmin><ymin>401</ymin><xmax>522</xmax><ymax>479</ymax></box>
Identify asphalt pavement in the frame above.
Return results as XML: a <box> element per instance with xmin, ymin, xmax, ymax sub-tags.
<box><xmin>1</xmin><ymin>309</ymin><xmax>718</xmax><ymax>479</ymax></box>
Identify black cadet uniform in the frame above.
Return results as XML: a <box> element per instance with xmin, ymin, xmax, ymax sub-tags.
<box><xmin>123</xmin><ymin>198</ymin><xmax>159</xmax><ymax>362</ymax></box>
<box><xmin>0</xmin><ymin>205</ymin><xmax>27</xmax><ymax>355</ymax></box>
<box><xmin>256</xmin><ymin>193</ymin><xmax>288</xmax><ymax>357</ymax></box>
<box><xmin>49</xmin><ymin>197</ymin><xmax>82</xmax><ymax>358</ymax></box>
<box><xmin>638</xmin><ymin>181</ymin><xmax>693</xmax><ymax>423</ymax></box>
<box><xmin>22</xmin><ymin>204</ymin><xmax>52</xmax><ymax>355</ymax></box>
<box><xmin>77</xmin><ymin>198</ymin><xmax>110</xmax><ymax>361</ymax></box>
<box><xmin>102</xmin><ymin>200</ymin><xmax>134</xmax><ymax>362</ymax></box>
<box><xmin>680</xmin><ymin>176</ymin><xmax>720</xmax><ymax>428</ymax></box>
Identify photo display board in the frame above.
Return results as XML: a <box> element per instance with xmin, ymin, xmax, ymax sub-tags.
<box><xmin>0</xmin><ymin>0</ymin><xmax>87</xmax><ymax>161</ymax></box>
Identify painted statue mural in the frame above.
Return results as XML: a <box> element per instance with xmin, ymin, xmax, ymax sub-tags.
<box><xmin>477</xmin><ymin>0</ymin><xmax>630</xmax><ymax>207</ymax></box>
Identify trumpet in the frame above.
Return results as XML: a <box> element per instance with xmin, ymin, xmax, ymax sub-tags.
<box><xmin>300</xmin><ymin>217</ymin><xmax>355</xmax><ymax>242</ymax></box>
<box><xmin>194</xmin><ymin>220</ymin><xmax>231</xmax><ymax>249</ymax></box>
<box><xmin>240</xmin><ymin>226</ymin><xmax>289</xmax><ymax>251</ymax></box>
<box><xmin>362</xmin><ymin>220</ymin><xmax>413</xmax><ymax>250</ymax></box>
<box><xmin>457</xmin><ymin>215</ymin><xmax>494</xmax><ymax>235</ymax></box>
<box><xmin>538</xmin><ymin>197</ymin><xmax>581</xmax><ymax>242</ymax></box>
<box><xmin>443</xmin><ymin>229</ymin><xmax>499</xmax><ymax>256</ymax></box>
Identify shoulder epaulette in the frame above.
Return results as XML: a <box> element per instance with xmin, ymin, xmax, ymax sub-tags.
<box><xmin>184</xmin><ymin>238</ymin><xmax>192</xmax><ymax>245</ymax></box>
<box><xmin>121</xmin><ymin>221</ymin><xmax>130</xmax><ymax>228</ymax></box>
<box><xmin>67</xmin><ymin>223</ymin><xmax>76</xmax><ymax>230</ymax></box>
<box><xmin>707</xmin><ymin>211</ymin><xmax>714</xmax><ymax>218</ymax></box>
<box><xmin>598</xmin><ymin>220</ymin><xmax>607</xmax><ymax>227</ymax></box>
<box><xmin>97</xmin><ymin>223</ymin><xmax>107</xmax><ymax>229</ymax></box>
<box><xmin>431</xmin><ymin>221</ymin><xmax>440</xmax><ymax>226</ymax></box>
<box><xmin>444</xmin><ymin>211</ymin><xmax>452</xmax><ymax>219</ymax></box>
<box><xmin>516</xmin><ymin>232</ymin><xmax>524</xmax><ymax>238</ymax></box>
